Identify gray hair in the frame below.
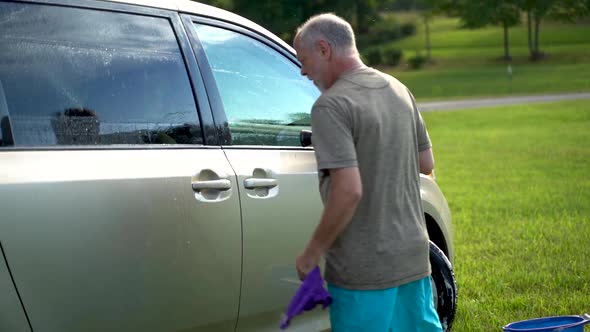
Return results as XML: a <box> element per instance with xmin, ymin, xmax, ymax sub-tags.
<box><xmin>295</xmin><ymin>13</ymin><xmax>358</xmax><ymax>56</ymax></box>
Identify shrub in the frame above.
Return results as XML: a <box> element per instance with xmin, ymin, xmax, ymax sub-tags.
<box><xmin>358</xmin><ymin>17</ymin><xmax>401</xmax><ymax>48</ymax></box>
<box><xmin>356</xmin><ymin>34</ymin><xmax>371</xmax><ymax>49</ymax></box>
<box><xmin>400</xmin><ymin>22</ymin><xmax>417</xmax><ymax>38</ymax></box>
<box><xmin>408</xmin><ymin>54</ymin><xmax>427</xmax><ymax>70</ymax></box>
<box><xmin>382</xmin><ymin>46</ymin><xmax>403</xmax><ymax>66</ymax></box>
<box><xmin>369</xmin><ymin>25</ymin><xmax>401</xmax><ymax>45</ymax></box>
<box><xmin>363</xmin><ymin>48</ymin><xmax>383</xmax><ymax>66</ymax></box>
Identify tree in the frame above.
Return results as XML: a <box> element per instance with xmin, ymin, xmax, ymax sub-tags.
<box><xmin>450</xmin><ymin>0</ymin><xmax>521</xmax><ymax>61</ymax></box>
<box><xmin>518</xmin><ymin>0</ymin><xmax>589</xmax><ymax>60</ymax></box>
<box><xmin>231</xmin><ymin>0</ymin><xmax>305</xmax><ymax>41</ymax></box>
<box><xmin>518</xmin><ymin>0</ymin><xmax>553</xmax><ymax>60</ymax></box>
<box><xmin>196</xmin><ymin>0</ymin><xmax>232</xmax><ymax>10</ymax></box>
<box><xmin>549</xmin><ymin>0</ymin><xmax>590</xmax><ymax>20</ymax></box>
<box><xmin>414</xmin><ymin>0</ymin><xmax>437</xmax><ymax>62</ymax></box>
<box><xmin>317</xmin><ymin>0</ymin><xmax>387</xmax><ymax>34</ymax></box>
<box><xmin>200</xmin><ymin>0</ymin><xmax>389</xmax><ymax>42</ymax></box>
<box><xmin>416</xmin><ymin>0</ymin><xmax>461</xmax><ymax>63</ymax></box>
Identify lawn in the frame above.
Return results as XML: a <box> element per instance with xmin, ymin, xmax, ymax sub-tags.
<box><xmin>391</xmin><ymin>63</ymin><xmax>590</xmax><ymax>101</ymax></box>
<box><xmin>372</xmin><ymin>14</ymin><xmax>590</xmax><ymax>100</ymax></box>
<box><xmin>422</xmin><ymin>100</ymin><xmax>590</xmax><ymax>330</ymax></box>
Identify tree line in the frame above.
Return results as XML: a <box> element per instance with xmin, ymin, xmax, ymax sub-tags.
<box><xmin>197</xmin><ymin>0</ymin><xmax>589</xmax><ymax>62</ymax></box>
<box><xmin>199</xmin><ymin>0</ymin><xmax>395</xmax><ymax>41</ymax></box>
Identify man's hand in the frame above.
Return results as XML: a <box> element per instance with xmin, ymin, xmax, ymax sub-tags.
<box><xmin>296</xmin><ymin>248</ymin><xmax>321</xmax><ymax>280</ymax></box>
<box><xmin>419</xmin><ymin>148</ymin><xmax>434</xmax><ymax>175</ymax></box>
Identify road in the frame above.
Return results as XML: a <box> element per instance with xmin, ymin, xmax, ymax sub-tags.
<box><xmin>417</xmin><ymin>92</ymin><xmax>590</xmax><ymax>112</ymax></box>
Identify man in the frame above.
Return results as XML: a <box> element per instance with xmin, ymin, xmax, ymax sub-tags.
<box><xmin>293</xmin><ymin>13</ymin><xmax>441</xmax><ymax>332</ymax></box>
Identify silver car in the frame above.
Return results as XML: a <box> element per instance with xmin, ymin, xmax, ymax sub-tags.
<box><xmin>0</xmin><ymin>0</ymin><xmax>456</xmax><ymax>331</ymax></box>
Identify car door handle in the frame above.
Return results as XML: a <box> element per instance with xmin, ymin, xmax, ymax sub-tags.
<box><xmin>243</xmin><ymin>178</ymin><xmax>277</xmax><ymax>189</ymax></box>
<box><xmin>192</xmin><ymin>179</ymin><xmax>231</xmax><ymax>191</ymax></box>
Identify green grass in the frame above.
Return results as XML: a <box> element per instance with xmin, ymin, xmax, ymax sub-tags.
<box><xmin>420</xmin><ymin>44</ymin><xmax>590</xmax><ymax>63</ymax></box>
<box><xmin>422</xmin><ymin>100</ymin><xmax>590</xmax><ymax>330</ymax></box>
<box><xmin>391</xmin><ymin>62</ymin><xmax>590</xmax><ymax>100</ymax></box>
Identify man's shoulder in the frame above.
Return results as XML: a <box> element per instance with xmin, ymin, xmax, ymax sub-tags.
<box><xmin>312</xmin><ymin>71</ymin><xmax>375</xmax><ymax>109</ymax></box>
<box><xmin>312</xmin><ymin>87</ymin><xmax>350</xmax><ymax>111</ymax></box>
<box><xmin>312</xmin><ymin>68</ymin><xmax>410</xmax><ymax>111</ymax></box>
<box><xmin>366</xmin><ymin>69</ymin><xmax>415</xmax><ymax>106</ymax></box>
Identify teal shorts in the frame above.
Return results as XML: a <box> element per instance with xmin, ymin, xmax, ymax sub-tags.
<box><xmin>327</xmin><ymin>277</ymin><xmax>442</xmax><ymax>332</ymax></box>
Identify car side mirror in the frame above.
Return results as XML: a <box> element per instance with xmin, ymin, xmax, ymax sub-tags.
<box><xmin>300</xmin><ymin>129</ymin><xmax>312</xmax><ymax>147</ymax></box>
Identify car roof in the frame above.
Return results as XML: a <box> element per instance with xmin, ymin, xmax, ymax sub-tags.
<box><xmin>102</xmin><ymin>0</ymin><xmax>295</xmax><ymax>55</ymax></box>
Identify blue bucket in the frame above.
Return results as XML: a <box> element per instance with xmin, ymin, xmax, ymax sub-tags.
<box><xmin>503</xmin><ymin>314</ymin><xmax>590</xmax><ymax>332</ymax></box>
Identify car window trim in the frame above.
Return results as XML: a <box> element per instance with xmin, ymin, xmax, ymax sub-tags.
<box><xmin>0</xmin><ymin>145</ymin><xmax>223</xmax><ymax>152</ymax></box>
<box><xmin>13</xmin><ymin>0</ymin><xmax>173</xmax><ymax>17</ymax></box>
<box><xmin>220</xmin><ymin>145</ymin><xmax>314</xmax><ymax>151</ymax></box>
<box><xmin>181</xmin><ymin>14</ymin><xmax>234</xmax><ymax>146</ymax></box>
<box><xmin>170</xmin><ymin>12</ymin><xmax>219</xmax><ymax>146</ymax></box>
<box><xmin>0</xmin><ymin>0</ymin><xmax>218</xmax><ymax>150</ymax></box>
<box><xmin>185</xmin><ymin>15</ymin><xmax>300</xmax><ymax>65</ymax></box>
<box><xmin>182</xmin><ymin>15</ymin><xmax>316</xmax><ymax>151</ymax></box>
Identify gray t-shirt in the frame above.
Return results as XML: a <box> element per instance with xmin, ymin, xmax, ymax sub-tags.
<box><xmin>311</xmin><ymin>67</ymin><xmax>432</xmax><ymax>290</ymax></box>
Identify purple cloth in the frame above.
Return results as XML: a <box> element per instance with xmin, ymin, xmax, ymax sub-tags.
<box><xmin>279</xmin><ymin>266</ymin><xmax>332</xmax><ymax>329</ymax></box>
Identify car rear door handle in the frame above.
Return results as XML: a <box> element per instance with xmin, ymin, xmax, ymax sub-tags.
<box><xmin>243</xmin><ymin>178</ymin><xmax>277</xmax><ymax>189</ymax></box>
<box><xmin>192</xmin><ymin>179</ymin><xmax>231</xmax><ymax>191</ymax></box>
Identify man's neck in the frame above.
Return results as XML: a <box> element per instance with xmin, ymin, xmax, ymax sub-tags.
<box><xmin>326</xmin><ymin>56</ymin><xmax>366</xmax><ymax>89</ymax></box>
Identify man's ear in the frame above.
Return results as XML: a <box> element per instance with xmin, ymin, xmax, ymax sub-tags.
<box><xmin>316</xmin><ymin>40</ymin><xmax>332</xmax><ymax>59</ymax></box>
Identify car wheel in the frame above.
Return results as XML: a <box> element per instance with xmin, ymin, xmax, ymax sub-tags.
<box><xmin>429</xmin><ymin>241</ymin><xmax>458</xmax><ymax>331</ymax></box>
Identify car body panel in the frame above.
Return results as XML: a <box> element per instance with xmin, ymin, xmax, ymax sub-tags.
<box><xmin>223</xmin><ymin>148</ymin><xmax>330</xmax><ymax>332</ymax></box>
<box><xmin>0</xmin><ymin>246</ymin><xmax>30</xmax><ymax>332</ymax></box>
<box><xmin>0</xmin><ymin>149</ymin><xmax>242</xmax><ymax>331</ymax></box>
<box><xmin>420</xmin><ymin>175</ymin><xmax>454</xmax><ymax>263</ymax></box>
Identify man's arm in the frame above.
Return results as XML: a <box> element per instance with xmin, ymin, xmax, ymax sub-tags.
<box><xmin>419</xmin><ymin>148</ymin><xmax>434</xmax><ymax>175</ymax></box>
<box><xmin>296</xmin><ymin>166</ymin><xmax>362</xmax><ymax>279</ymax></box>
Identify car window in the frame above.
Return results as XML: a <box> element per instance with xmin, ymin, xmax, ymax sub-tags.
<box><xmin>0</xmin><ymin>2</ymin><xmax>202</xmax><ymax>147</ymax></box>
<box><xmin>194</xmin><ymin>24</ymin><xmax>319</xmax><ymax>146</ymax></box>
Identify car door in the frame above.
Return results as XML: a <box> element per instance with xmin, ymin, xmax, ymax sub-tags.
<box><xmin>185</xmin><ymin>18</ymin><xmax>330</xmax><ymax>332</ymax></box>
<box><xmin>0</xmin><ymin>244</ymin><xmax>30</xmax><ymax>332</ymax></box>
<box><xmin>0</xmin><ymin>2</ymin><xmax>240</xmax><ymax>331</ymax></box>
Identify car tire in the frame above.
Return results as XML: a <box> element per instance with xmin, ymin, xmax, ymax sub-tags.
<box><xmin>429</xmin><ymin>241</ymin><xmax>458</xmax><ymax>331</ymax></box>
